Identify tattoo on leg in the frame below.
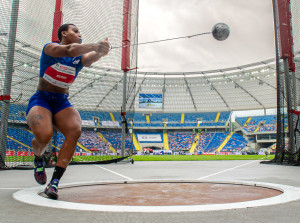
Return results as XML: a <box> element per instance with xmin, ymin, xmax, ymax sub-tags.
<box><xmin>30</xmin><ymin>114</ymin><xmax>43</xmax><ymax>125</ymax></box>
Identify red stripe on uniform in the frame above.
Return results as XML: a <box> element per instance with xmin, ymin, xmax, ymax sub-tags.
<box><xmin>44</xmin><ymin>66</ymin><xmax>75</xmax><ymax>83</ymax></box>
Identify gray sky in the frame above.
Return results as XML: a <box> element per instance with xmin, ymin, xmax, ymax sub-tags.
<box><xmin>138</xmin><ymin>0</ymin><xmax>275</xmax><ymax>72</ymax></box>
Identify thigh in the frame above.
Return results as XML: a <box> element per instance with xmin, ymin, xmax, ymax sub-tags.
<box><xmin>27</xmin><ymin>106</ymin><xmax>53</xmax><ymax>136</ymax></box>
<box><xmin>53</xmin><ymin>107</ymin><xmax>82</xmax><ymax>137</ymax></box>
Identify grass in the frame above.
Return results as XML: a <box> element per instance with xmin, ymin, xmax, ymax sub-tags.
<box><xmin>71</xmin><ymin>155</ymin><xmax>121</xmax><ymax>162</ymax></box>
<box><xmin>131</xmin><ymin>155</ymin><xmax>275</xmax><ymax>161</ymax></box>
<box><xmin>5</xmin><ymin>156</ymin><xmax>34</xmax><ymax>162</ymax></box>
<box><xmin>5</xmin><ymin>154</ymin><xmax>275</xmax><ymax>163</ymax></box>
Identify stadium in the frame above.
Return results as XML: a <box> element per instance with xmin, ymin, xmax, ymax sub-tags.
<box><xmin>1</xmin><ymin>0</ymin><xmax>300</xmax><ymax>222</ymax></box>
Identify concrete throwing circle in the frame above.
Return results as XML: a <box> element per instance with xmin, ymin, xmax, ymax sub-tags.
<box><xmin>13</xmin><ymin>180</ymin><xmax>300</xmax><ymax>212</ymax></box>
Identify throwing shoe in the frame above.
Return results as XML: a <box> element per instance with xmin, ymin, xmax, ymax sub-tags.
<box><xmin>34</xmin><ymin>160</ymin><xmax>47</xmax><ymax>185</ymax></box>
<box><xmin>44</xmin><ymin>179</ymin><xmax>59</xmax><ymax>200</ymax></box>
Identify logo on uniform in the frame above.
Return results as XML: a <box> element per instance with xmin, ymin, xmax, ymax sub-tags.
<box><xmin>72</xmin><ymin>58</ymin><xmax>80</xmax><ymax>64</ymax></box>
<box><xmin>59</xmin><ymin>65</ymin><xmax>68</xmax><ymax>70</ymax></box>
<box><xmin>56</xmin><ymin>74</ymin><xmax>67</xmax><ymax>79</ymax></box>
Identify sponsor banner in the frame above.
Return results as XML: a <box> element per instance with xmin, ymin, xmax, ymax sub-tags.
<box><xmin>152</xmin><ymin>150</ymin><xmax>172</xmax><ymax>155</ymax></box>
<box><xmin>17</xmin><ymin>151</ymin><xmax>34</xmax><ymax>156</ymax></box>
<box><xmin>6</xmin><ymin>151</ymin><xmax>15</xmax><ymax>156</ymax></box>
<box><xmin>218</xmin><ymin>152</ymin><xmax>232</xmax><ymax>155</ymax></box>
<box><xmin>101</xmin><ymin>121</ymin><xmax>120</xmax><ymax>127</ymax></box>
<box><xmin>137</xmin><ymin>134</ymin><xmax>162</xmax><ymax>142</ymax></box>
<box><xmin>8</xmin><ymin>120</ymin><xmax>26</xmax><ymax>124</ymax></box>
<box><xmin>82</xmin><ymin>120</ymin><xmax>96</xmax><ymax>126</ymax></box>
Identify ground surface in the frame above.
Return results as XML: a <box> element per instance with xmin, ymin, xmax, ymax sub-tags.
<box><xmin>1</xmin><ymin>160</ymin><xmax>300</xmax><ymax>223</ymax></box>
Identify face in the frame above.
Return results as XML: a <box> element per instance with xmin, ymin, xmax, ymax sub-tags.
<box><xmin>62</xmin><ymin>25</ymin><xmax>82</xmax><ymax>44</ymax></box>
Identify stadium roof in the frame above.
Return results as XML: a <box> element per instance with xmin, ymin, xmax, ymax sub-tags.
<box><xmin>1</xmin><ymin>38</ymin><xmax>286</xmax><ymax>112</ymax></box>
<box><xmin>0</xmin><ymin>0</ymin><xmax>296</xmax><ymax>113</ymax></box>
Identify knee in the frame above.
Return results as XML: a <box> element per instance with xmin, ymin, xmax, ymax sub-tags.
<box><xmin>34</xmin><ymin>131</ymin><xmax>53</xmax><ymax>146</ymax></box>
<box><xmin>66</xmin><ymin>126</ymin><xmax>82</xmax><ymax>141</ymax></box>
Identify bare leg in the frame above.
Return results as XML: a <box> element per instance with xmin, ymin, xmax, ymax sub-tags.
<box><xmin>27</xmin><ymin>106</ymin><xmax>53</xmax><ymax>156</ymax></box>
<box><xmin>54</xmin><ymin>107</ymin><xmax>82</xmax><ymax>168</ymax></box>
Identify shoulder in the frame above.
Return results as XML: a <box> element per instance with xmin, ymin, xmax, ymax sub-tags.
<box><xmin>43</xmin><ymin>42</ymin><xmax>73</xmax><ymax>58</ymax></box>
<box><xmin>43</xmin><ymin>42</ymin><xmax>59</xmax><ymax>51</ymax></box>
<box><xmin>42</xmin><ymin>42</ymin><xmax>60</xmax><ymax>57</ymax></box>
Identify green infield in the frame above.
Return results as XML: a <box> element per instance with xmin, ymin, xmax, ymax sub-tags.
<box><xmin>71</xmin><ymin>155</ymin><xmax>121</xmax><ymax>162</ymax></box>
<box><xmin>131</xmin><ymin>155</ymin><xmax>275</xmax><ymax>161</ymax></box>
<box><xmin>5</xmin><ymin>156</ymin><xmax>34</xmax><ymax>162</ymax></box>
<box><xmin>5</xmin><ymin>154</ymin><xmax>275</xmax><ymax>163</ymax></box>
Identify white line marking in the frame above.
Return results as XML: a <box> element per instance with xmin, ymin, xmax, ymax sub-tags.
<box><xmin>94</xmin><ymin>165</ymin><xmax>133</xmax><ymax>181</ymax></box>
<box><xmin>197</xmin><ymin>160</ymin><xmax>259</xmax><ymax>180</ymax></box>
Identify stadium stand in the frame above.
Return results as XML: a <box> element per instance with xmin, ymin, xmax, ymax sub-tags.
<box><xmin>5</xmin><ymin>110</ymin><xmax>250</xmax><ymax>156</ymax></box>
<box><xmin>6</xmin><ymin>126</ymin><xmax>249</xmax><ymax>156</ymax></box>
<box><xmin>78</xmin><ymin>130</ymin><xmax>111</xmax><ymax>153</ymax></box>
<box><xmin>221</xmin><ymin>133</ymin><xmax>248</xmax><ymax>153</ymax></box>
<box><xmin>75</xmin><ymin>111</ymin><xmax>231</xmax><ymax>128</ymax></box>
<box><xmin>195</xmin><ymin>132</ymin><xmax>214</xmax><ymax>153</ymax></box>
<box><xmin>133</xmin><ymin>113</ymin><xmax>147</xmax><ymax>122</ymax></box>
<box><xmin>8</xmin><ymin>104</ymin><xmax>27</xmax><ymax>122</ymax></box>
<box><xmin>7</xmin><ymin>128</ymin><xmax>33</xmax><ymax>149</ymax></box>
<box><xmin>101</xmin><ymin>131</ymin><xmax>133</xmax><ymax>153</ymax></box>
<box><xmin>168</xmin><ymin>132</ymin><xmax>196</xmax><ymax>151</ymax></box>
<box><xmin>236</xmin><ymin>115</ymin><xmax>278</xmax><ymax>133</ymax></box>
<box><xmin>205</xmin><ymin>133</ymin><xmax>227</xmax><ymax>152</ymax></box>
<box><xmin>79</xmin><ymin>111</ymin><xmax>111</xmax><ymax>122</ymax></box>
<box><xmin>151</xmin><ymin>113</ymin><xmax>182</xmax><ymax>123</ymax></box>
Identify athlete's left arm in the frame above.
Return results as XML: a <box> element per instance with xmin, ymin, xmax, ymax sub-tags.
<box><xmin>81</xmin><ymin>38</ymin><xmax>110</xmax><ymax>67</ymax></box>
<box><xmin>81</xmin><ymin>51</ymin><xmax>104</xmax><ymax>67</ymax></box>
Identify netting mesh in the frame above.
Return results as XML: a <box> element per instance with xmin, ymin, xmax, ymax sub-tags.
<box><xmin>0</xmin><ymin>0</ymin><xmax>139</xmax><ymax>168</ymax></box>
<box><xmin>275</xmin><ymin>0</ymin><xmax>300</xmax><ymax>164</ymax></box>
<box><xmin>291</xmin><ymin>0</ymin><xmax>300</xmax><ymax>163</ymax></box>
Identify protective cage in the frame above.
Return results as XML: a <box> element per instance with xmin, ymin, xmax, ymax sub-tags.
<box><xmin>273</xmin><ymin>0</ymin><xmax>300</xmax><ymax>165</ymax></box>
<box><xmin>0</xmin><ymin>0</ymin><xmax>139</xmax><ymax>169</ymax></box>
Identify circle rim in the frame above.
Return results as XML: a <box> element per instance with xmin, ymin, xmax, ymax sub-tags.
<box><xmin>13</xmin><ymin>179</ymin><xmax>300</xmax><ymax>213</ymax></box>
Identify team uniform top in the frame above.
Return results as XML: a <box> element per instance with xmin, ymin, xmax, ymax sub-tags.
<box><xmin>40</xmin><ymin>42</ymin><xmax>84</xmax><ymax>89</ymax></box>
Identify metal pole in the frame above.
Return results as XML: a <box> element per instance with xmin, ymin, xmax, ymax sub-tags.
<box><xmin>52</xmin><ymin>0</ymin><xmax>63</xmax><ymax>43</ymax></box>
<box><xmin>229</xmin><ymin>113</ymin><xmax>232</xmax><ymax>132</ymax></box>
<box><xmin>272</xmin><ymin>0</ymin><xmax>284</xmax><ymax>163</ymax></box>
<box><xmin>120</xmin><ymin>0</ymin><xmax>132</xmax><ymax>158</ymax></box>
<box><xmin>0</xmin><ymin>0</ymin><xmax>20</xmax><ymax>168</ymax></box>
<box><xmin>291</xmin><ymin>70</ymin><xmax>298</xmax><ymax>156</ymax></box>
<box><xmin>288</xmin><ymin>0</ymin><xmax>298</xmax><ymax>161</ymax></box>
<box><xmin>121</xmin><ymin>71</ymin><xmax>127</xmax><ymax>158</ymax></box>
<box><xmin>284</xmin><ymin>58</ymin><xmax>295</xmax><ymax>158</ymax></box>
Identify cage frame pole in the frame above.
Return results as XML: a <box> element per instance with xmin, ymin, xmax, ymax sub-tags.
<box><xmin>272</xmin><ymin>0</ymin><xmax>284</xmax><ymax>163</ymax></box>
<box><xmin>0</xmin><ymin>0</ymin><xmax>20</xmax><ymax>168</ymax></box>
<box><xmin>274</xmin><ymin>0</ymin><xmax>296</xmax><ymax>163</ymax></box>
<box><xmin>41</xmin><ymin>0</ymin><xmax>64</xmax><ymax>163</ymax></box>
<box><xmin>284</xmin><ymin>58</ymin><xmax>295</xmax><ymax>161</ymax></box>
<box><xmin>121</xmin><ymin>0</ymin><xmax>132</xmax><ymax>158</ymax></box>
<box><xmin>52</xmin><ymin>0</ymin><xmax>63</xmax><ymax>43</ymax></box>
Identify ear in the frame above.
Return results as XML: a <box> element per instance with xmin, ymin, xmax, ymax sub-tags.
<box><xmin>61</xmin><ymin>30</ymin><xmax>68</xmax><ymax>37</ymax></box>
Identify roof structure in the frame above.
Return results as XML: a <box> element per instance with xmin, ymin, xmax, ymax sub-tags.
<box><xmin>1</xmin><ymin>0</ymin><xmax>297</xmax><ymax>113</ymax></box>
<box><xmin>1</xmin><ymin>39</ymin><xmax>288</xmax><ymax>113</ymax></box>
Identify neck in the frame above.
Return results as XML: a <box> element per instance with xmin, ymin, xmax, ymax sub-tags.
<box><xmin>60</xmin><ymin>39</ymin><xmax>69</xmax><ymax>45</ymax></box>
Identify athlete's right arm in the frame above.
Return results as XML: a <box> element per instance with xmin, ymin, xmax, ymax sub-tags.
<box><xmin>44</xmin><ymin>43</ymin><xmax>102</xmax><ymax>58</ymax></box>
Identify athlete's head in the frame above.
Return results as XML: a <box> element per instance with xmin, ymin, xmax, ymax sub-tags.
<box><xmin>57</xmin><ymin>23</ymin><xmax>82</xmax><ymax>44</ymax></box>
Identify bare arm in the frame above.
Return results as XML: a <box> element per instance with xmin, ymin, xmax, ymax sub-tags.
<box><xmin>81</xmin><ymin>38</ymin><xmax>110</xmax><ymax>67</ymax></box>
<box><xmin>44</xmin><ymin>42</ymin><xmax>102</xmax><ymax>58</ymax></box>
<box><xmin>81</xmin><ymin>51</ymin><xmax>104</xmax><ymax>67</ymax></box>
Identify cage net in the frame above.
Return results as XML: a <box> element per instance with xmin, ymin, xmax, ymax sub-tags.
<box><xmin>290</xmin><ymin>0</ymin><xmax>300</xmax><ymax>164</ymax></box>
<box><xmin>0</xmin><ymin>0</ymin><xmax>139</xmax><ymax>168</ymax></box>
<box><xmin>275</xmin><ymin>0</ymin><xmax>300</xmax><ymax>164</ymax></box>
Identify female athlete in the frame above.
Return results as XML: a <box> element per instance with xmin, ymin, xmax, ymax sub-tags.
<box><xmin>26</xmin><ymin>23</ymin><xmax>110</xmax><ymax>199</ymax></box>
